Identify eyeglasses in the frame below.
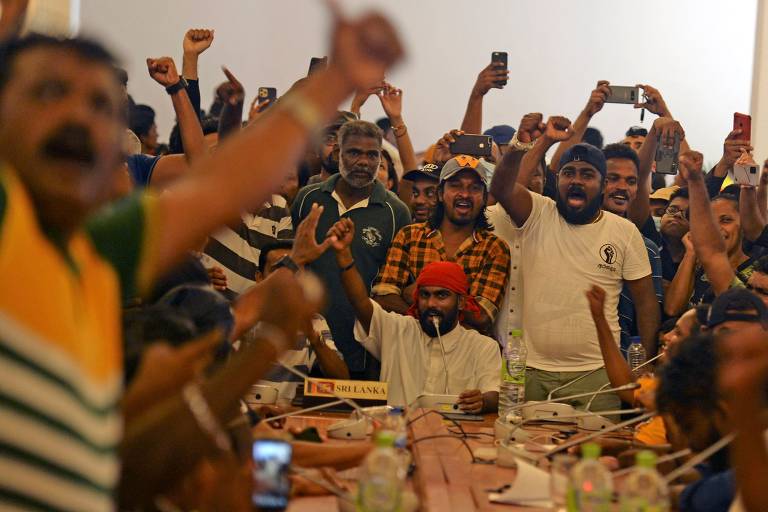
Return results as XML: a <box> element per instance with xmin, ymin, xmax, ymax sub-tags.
<box><xmin>664</xmin><ymin>205</ymin><xmax>689</xmax><ymax>219</ymax></box>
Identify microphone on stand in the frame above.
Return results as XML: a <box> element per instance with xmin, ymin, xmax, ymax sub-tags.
<box><xmin>584</xmin><ymin>352</ymin><xmax>665</xmax><ymax>411</ymax></box>
<box><xmin>432</xmin><ymin>316</ymin><xmax>450</xmax><ymax>394</ymax></box>
<box><xmin>534</xmin><ymin>411</ymin><xmax>656</xmax><ymax>462</ymax></box>
<box><xmin>496</xmin><ymin>407</ymin><xmax>646</xmax><ymax>443</ymax></box>
<box><xmin>663</xmin><ymin>433</ymin><xmax>735</xmax><ymax>484</ymax></box>
<box><xmin>511</xmin><ymin>383</ymin><xmax>641</xmax><ymax>421</ymax></box>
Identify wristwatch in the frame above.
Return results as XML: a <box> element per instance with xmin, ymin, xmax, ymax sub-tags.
<box><xmin>272</xmin><ymin>255</ymin><xmax>299</xmax><ymax>274</ymax></box>
<box><xmin>165</xmin><ymin>77</ymin><xmax>189</xmax><ymax>96</ymax></box>
<box><xmin>509</xmin><ymin>131</ymin><xmax>536</xmax><ymax>151</ymax></box>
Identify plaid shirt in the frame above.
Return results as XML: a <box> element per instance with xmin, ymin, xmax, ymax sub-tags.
<box><xmin>372</xmin><ymin>222</ymin><xmax>511</xmax><ymax>319</ymax></box>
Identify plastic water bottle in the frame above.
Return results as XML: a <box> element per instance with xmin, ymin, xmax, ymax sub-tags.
<box><xmin>627</xmin><ymin>336</ymin><xmax>646</xmax><ymax>377</ymax></box>
<box><xmin>499</xmin><ymin>329</ymin><xmax>527</xmax><ymax>419</ymax></box>
<box><xmin>383</xmin><ymin>407</ymin><xmax>409</xmax><ymax>478</ymax></box>
<box><xmin>619</xmin><ymin>451</ymin><xmax>670</xmax><ymax>512</ymax></box>
<box><xmin>566</xmin><ymin>443</ymin><xmax>613</xmax><ymax>512</ymax></box>
<box><xmin>357</xmin><ymin>431</ymin><xmax>403</xmax><ymax>512</ymax></box>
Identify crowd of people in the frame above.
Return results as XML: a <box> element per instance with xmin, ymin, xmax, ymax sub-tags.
<box><xmin>0</xmin><ymin>1</ymin><xmax>767</xmax><ymax>511</ymax></box>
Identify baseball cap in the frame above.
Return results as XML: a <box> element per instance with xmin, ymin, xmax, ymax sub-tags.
<box><xmin>439</xmin><ymin>155</ymin><xmax>491</xmax><ymax>186</ymax></box>
<box><xmin>650</xmin><ymin>186</ymin><xmax>679</xmax><ymax>202</ymax></box>
<box><xmin>559</xmin><ymin>143</ymin><xmax>607</xmax><ymax>177</ymax></box>
<box><xmin>705</xmin><ymin>287</ymin><xmax>768</xmax><ymax>329</ymax></box>
<box><xmin>626</xmin><ymin>126</ymin><xmax>649</xmax><ymax>138</ymax></box>
<box><xmin>484</xmin><ymin>125</ymin><xmax>516</xmax><ymax>146</ymax></box>
<box><xmin>403</xmin><ymin>163</ymin><xmax>441</xmax><ymax>182</ymax></box>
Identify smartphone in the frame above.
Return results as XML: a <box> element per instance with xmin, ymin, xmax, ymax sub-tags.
<box><xmin>655</xmin><ymin>131</ymin><xmax>681</xmax><ymax>175</ymax></box>
<box><xmin>734</xmin><ymin>163</ymin><xmax>760</xmax><ymax>187</ymax></box>
<box><xmin>252</xmin><ymin>439</ymin><xmax>292</xmax><ymax>511</ymax></box>
<box><xmin>491</xmin><ymin>51</ymin><xmax>508</xmax><ymax>86</ymax></box>
<box><xmin>258</xmin><ymin>87</ymin><xmax>277</xmax><ymax>109</ymax></box>
<box><xmin>605</xmin><ymin>85</ymin><xmax>640</xmax><ymax>104</ymax></box>
<box><xmin>734</xmin><ymin>112</ymin><xmax>752</xmax><ymax>141</ymax></box>
<box><xmin>450</xmin><ymin>134</ymin><xmax>493</xmax><ymax>158</ymax></box>
<box><xmin>308</xmin><ymin>56</ymin><xmax>328</xmax><ymax>76</ymax></box>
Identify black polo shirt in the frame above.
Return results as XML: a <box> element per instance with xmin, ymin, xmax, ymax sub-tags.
<box><xmin>291</xmin><ymin>174</ymin><xmax>411</xmax><ymax>377</ymax></box>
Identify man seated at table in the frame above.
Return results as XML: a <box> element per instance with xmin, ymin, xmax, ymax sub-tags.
<box><xmin>325</xmin><ymin>217</ymin><xmax>500</xmax><ymax>412</ymax></box>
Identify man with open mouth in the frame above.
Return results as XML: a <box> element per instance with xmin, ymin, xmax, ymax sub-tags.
<box><xmin>372</xmin><ymin>154</ymin><xmax>511</xmax><ymax>336</ymax></box>
<box><xmin>490</xmin><ymin>117</ymin><xmax>659</xmax><ymax>412</ymax></box>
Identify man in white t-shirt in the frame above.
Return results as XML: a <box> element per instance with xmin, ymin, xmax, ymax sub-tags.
<box><xmin>489</xmin><ymin>116</ymin><xmax>658</xmax><ymax>411</ymax></box>
<box><xmin>324</xmin><ymin>218</ymin><xmax>500</xmax><ymax>412</ymax></box>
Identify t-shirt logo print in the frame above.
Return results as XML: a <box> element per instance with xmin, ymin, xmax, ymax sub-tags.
<box><xmin>361</xmin><ymin>226</ymin><xmax>383</xmax><ymax>247</ymax></box>
<box><xmin>600</xmin><ymin>244</ymin><xmax>617</xmax><ymax>264</ymax></box>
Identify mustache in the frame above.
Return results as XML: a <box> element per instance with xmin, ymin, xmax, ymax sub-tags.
<box><xmin>567</xmin><ymin>185</ymin><xmax>586</xmax><ymax>198</ymax></box>
<box><xmin>420</xmin><ymin>309</ymin><xmax>443</xmax><ymax>321</ymax></box>
<box><xmin>609</xmin><ymin>190</ymin><xmax>629</xmax><ymax>200</ymax></box>
<box><xmin>41</xmin><ymin>123</ymin><xmax>95</xmax><ymax>165</ymax></box>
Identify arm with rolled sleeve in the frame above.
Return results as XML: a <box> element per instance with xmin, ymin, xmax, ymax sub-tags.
<box><xmin>372</xmin><ymin>226</ymin><xmax>412</xmax><ymax>313</ymax></box>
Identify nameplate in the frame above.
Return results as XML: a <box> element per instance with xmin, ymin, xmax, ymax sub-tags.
<box><xmin>304</xmin><ymin>378</ymin><xmax>388</xmax><ymax>400</ymax></box>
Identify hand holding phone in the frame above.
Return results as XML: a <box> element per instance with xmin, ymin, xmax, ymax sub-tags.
<box><xmin>655</xmin><ymin>131</ymin><xmax>681</xmax><ymax>175</ymax></box>
<box><xmin>734</xmin><ymin>112</ymin><xmax>752</xmax><ymax>142</ymax></box>
<box><xmin>491</xmin><ymin>51</ymin><xmax>508</xmax><ymax>87</ymax></box>
<box><xmin>605</xmin><ymin>85</ymin><xmax>640</xmax><ymax>105</ymax></box>
<box><xmin>252</xmin><ymin>439</ymin><xmax>292</xmax><ymax>511</ymax></box>
<box><xmin>449</xmin><ymin>134</ymin><xmax>493</xmax><ymax>158</ymax></box>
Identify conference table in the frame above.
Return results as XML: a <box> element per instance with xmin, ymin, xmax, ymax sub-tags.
<box><xmin>283</xmin><ymin>408</ymin><xmax>556</xmax><ymax>512</ymax></box>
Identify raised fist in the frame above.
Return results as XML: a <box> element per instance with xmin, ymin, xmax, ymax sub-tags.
<box><xmin>544</xmin><ymin>116</ymin><xmax>573</xmax><ymax>142</ymax></box>
<box><xmin>146</xmin><ymin>57</ymin><xmax>180</xmax><ymax>87</ymax></box>
<box><xmin>183</xmin><ymin>28</ymin><xmax>214</xmax><ymax>56</ymax></box>
<box><xmin>517</xmin><ymin>113</ymin><xmax>545</xmax><ymax>143</ymax></box>
<box><xmin>585</xmin><ymin>80</ymin><xmax>610</xmax><ymax>117</ymax></box>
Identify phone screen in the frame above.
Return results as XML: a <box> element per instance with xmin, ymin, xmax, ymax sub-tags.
<box><xmin>252</xmin><ymin>439</ymin><xmax>292</xmax><ymax>510</ymax></box>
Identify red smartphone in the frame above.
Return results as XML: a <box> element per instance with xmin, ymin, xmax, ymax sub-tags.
<box><xmin>734</xmin><ymin>112</ymin><xmax>752</xmax><ymax>141</ymax></box>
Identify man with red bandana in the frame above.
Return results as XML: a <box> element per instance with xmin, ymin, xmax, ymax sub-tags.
<box><xmin>325</xmin><ymin>217</ymin><xmax>500</xmax><ymax>412</ymax></box>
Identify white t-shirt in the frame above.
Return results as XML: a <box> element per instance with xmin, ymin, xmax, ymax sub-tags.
<box><xmin>353</xmin><ymin>301</ymin><xmax>501</xmax><ymax>407</ymax></box>
<box><xmin>518</xmin><ymin>193</ymin><xmax>651</xmax><ymax>371</ymax></box>
<box><xmin>487</xmin><ymin>203</ymin><xmax>523</xmax><ymax>347</ymax></box>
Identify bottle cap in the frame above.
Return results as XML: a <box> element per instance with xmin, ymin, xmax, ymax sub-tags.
<box><xmin>581</xmin><ymin>442</ymin><xmax>601</xmax><ymax>459</ymax></box>
<box><xmin>389</xmin><ymin>406</ymin><xmax>404</xmax><ymax>416</ymax></box>
<box><xmin>635</xmin><ymin>450</ymin><xmax>657</xmax><ymax>468</ymax></box>
<box><xmin>374</xmin><ymin>431</ymin><xmax>396</xmax><ymax>448</ymax></box>
<box><xmin>629</xmin><ymin>336</ymin><xmax>642</xmax><ymax>345</ymax></box>
<box><xmin>511</xmin><ymin>329</ymin><xmax>523</xmax><ymax>337</ymax></box>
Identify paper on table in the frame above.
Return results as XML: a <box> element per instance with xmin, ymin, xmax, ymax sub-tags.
<box><xmin>489</xmin><ymin>457</ymin><xmax>553</xmax><ymax>508</ymax></box>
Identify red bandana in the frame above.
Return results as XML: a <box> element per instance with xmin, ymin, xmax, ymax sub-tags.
<box><xmin>406</xmin><ymin>261</ymin><xmax>481</xmax><ymax>320</ymax></box>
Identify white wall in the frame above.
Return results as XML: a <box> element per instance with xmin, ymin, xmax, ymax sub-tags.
<box><xmin>80</xmin><ymin>0</ymin><xmax>757</xmax><ymax>163</ymax></box>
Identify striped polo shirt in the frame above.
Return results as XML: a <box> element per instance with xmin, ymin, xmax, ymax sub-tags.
<box><xmin>201</xmin><ymin>195</ymin><xmax>292</xmax><ymax>298</ymax></box>
<box><xmin>0</xmin><ymin>167</ymin><xmax>158</xmax><ymax>511</ymax></box>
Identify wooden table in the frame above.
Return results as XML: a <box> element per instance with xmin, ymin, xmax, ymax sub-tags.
<box><xmin>284</xmin><ymin>409</ymin><xmax>548</xmax><ymax>512</ymax></box>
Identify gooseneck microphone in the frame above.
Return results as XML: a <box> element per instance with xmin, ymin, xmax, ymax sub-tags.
<box><xmin>432</xmin><ymin>316</ymin><xmax>450</xmax><ymax>394</ymax></box>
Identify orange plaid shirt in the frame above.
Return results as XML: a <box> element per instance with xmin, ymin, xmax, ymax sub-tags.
<box><xmin>372</xmin><ymin>222</ymin><xmax>511</xmax><ymax>319</ymax></box>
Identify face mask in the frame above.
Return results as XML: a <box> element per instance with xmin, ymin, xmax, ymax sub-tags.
<box><xmin>653</xmin><ymin>216</ymin><xmax>662</xmax><ymax>231</ymax></box>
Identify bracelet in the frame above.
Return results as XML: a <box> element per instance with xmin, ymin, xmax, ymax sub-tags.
<box><xmin>339</xmin><ymin>259</ymin><xmax>356</xmax><ymax>272</ymax></box>
<box><xmin>509</xmin><ymin>131</ymin><xmax>535</xmax><ymax>151</ymax></box>
<box><xmin>279</xmin><ymin>92</ymin><xmax>322</xmax><ymax>132</ymax></box>
<box><xmin>393</xmin><ymin>124</ymin><xmax>407</xmax><ymax>138</ymax></box>
<box><xmin>182</xmin><ymin>382</ymin><xmax>232</xmax><ymax>453</ymax></box>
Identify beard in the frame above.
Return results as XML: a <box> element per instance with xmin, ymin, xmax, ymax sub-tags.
<box><xmin>322</xmin><ymin>151</ymin><xmax>339</xmax><ymax>174</ymax></box>
<box><xmin>340</xmin><ymin>163</ymin><xmax>376</xmax><ymax>189</ymax></box>
<box><xmin>419</xmin><ymin>307</ymin><xmax>459</xmax><ymax>337</ymax></box>
<box><xmin>556</xmin><ymin>186</ymin><xmax>603</xmax><ymax>225</ymax></box>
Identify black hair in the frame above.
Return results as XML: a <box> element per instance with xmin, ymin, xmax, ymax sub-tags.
<box><xmin>656</xmin><ymin>333</ymin><xmax>728</xmax><ymax>470</ymax></box>
<box><xmin>718</xmin><ymin>187</ymin><xmax>741</xmax><ymax>201</ymax></box>
<box><xmin>712</xmin><ymin>192</ymin><xmax>740</xmax><ymax>213</ymax></box>
<box><xmin>168</xmin><ymin>116</ymin><xmax>219</xmax><ymax>154</ymax></box>
<box><xmin>376</xmin><ymin>117</ymin><xmax>392</xmax><ymax>133</ymax></box>
<box><xmin>428</xmin><ymin>181</ymin><xmax>492</xmax><ymax>231</ymax></box>
<box><xmin>381</xmin><ymin>148</ymin><xmax>398</xmax><ymax>193</ymax></box>
<box><xmin>129</xmin><ymin>104</ymin><xmax>156</xmax><ymax>138</ymax></box>
<box><xmin>0</xmin><ymin>33</ymin><xmax>121</xmax><ymax>93</ymax></box>
<box><xmin>583</xmin><ymin>127</ymin><xmax>604</xmax><ymax>149</ymax></box>
<box><xmin>258</xmin><ymin>240</ymin><xmax>294</xmax><ymax>274</ymax></box>
<box><xmin>669</xmin><ymin>187</ymin><xmax>689</xmax><ymax>202</ymax></box>
<box><xmin>602</xmin><ymin>143</ymin><xmax>640</xmax><ymax>174</ymax></box>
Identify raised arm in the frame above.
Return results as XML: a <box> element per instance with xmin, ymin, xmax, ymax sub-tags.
<box><xmin>586</xmin><ymin>285</ymin><xmax>635</xmax><ymax>404</ymax></box>
<box><xmin>683</xmin><ymin>151</ymin><xmax>735</xmax><ymax>295</ymax></box>
<box><xmin>217</xmin><ymin>67</ymin><xmax>245</xmax><ymax>141</ymax></box>
<box><xmin>491</xmin><ymin>116</ymin><xmax>572</xmax><ymax>225</ymax></box>
<box><xmin>630</xmin><ymin>116</ymin><xmax>684</xmax><ymax>227</ymax></box>
<box><xmin>548</xmin><ymin>80</ymin><xmax>609</xmax><ymax>173</ymax></box>
<box><xmin>153</xmin><ymin>8</ymin><xmax>404</xmax><ymax>279</ymax></box>
<box><xmin>328</xmin><ymin>218</ymin><xmax>374</xmax><ymax>334</ymax></box>
<box><xmin>377</xmin><ymin>82</ymin><xmax>417</xmax><ymax>171</ymax></box>
<box><xmin>758</xmin><ymin>161</ymin><xmax>768</xmax><ymax>221</ymax></box>
<box><xmin>740</xmin><ymin>183</ymin><xmax>766</xmax><ymax>242</ymax></box>
<box><xmin>181</xmin><ymin>28</ymin><xmax>214</xmax><ymax>118</ymax></box>
<box><xmin>459</xmin><ymin>62</ymin><xmax>507</xmax><ymax>134</ymax></box>
<box><xmin>710</xmin><ymin>129</ymin><xmax>752</xmax><ymax>181</ymax></box>
<box><xmin>663</xmin><ymin>233</ymin><xmax>697</xmax><ymax>316</ymax></box>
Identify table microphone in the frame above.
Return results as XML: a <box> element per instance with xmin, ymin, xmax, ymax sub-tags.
<box><xmin>498</xmin><ymin>407</ymin><xmax>646</xmax><ymax>443</ymax></box>
<box><xmin>513</xmin><ymin>383</ymin><xmax>641</xmax><ymax>421</ymax></box>
<box><xmin>256</xmin><ymin>399</ymin><xmax>346</xmax><ymax>423</ymax></box>
<box><xmin>512</xmin><ymin>367</ymin><xmax>606</xmax><ymax>420</ymax></box>
<box><xmin>582</xmin><ymin>351</ymin><xmax>666</xmax><ymax>412</ymax></box>
<box><xmin>534</xmin><ymin>411</ymin><xmax>656</xmax><ymax>462</ymax></box>
<box><xmin>431</xmin><ymin>316</ymin><xmax>450</xmax><ymax>394</ymax></box>
<box><xmin>663</xmin><ymin>433</ymin><xmax>735</xmax><ymax>484</ymax></box>
<box><xmin>547</xmin><ymin>367</ymin><xmax>605</xmax><ymax>400</ymax></box>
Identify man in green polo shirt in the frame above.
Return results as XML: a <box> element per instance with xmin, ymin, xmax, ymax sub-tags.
<box><xmin>292</xmin><ymin>120</ymin><xmax>411</xmax><ymax>380</ymax></box>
